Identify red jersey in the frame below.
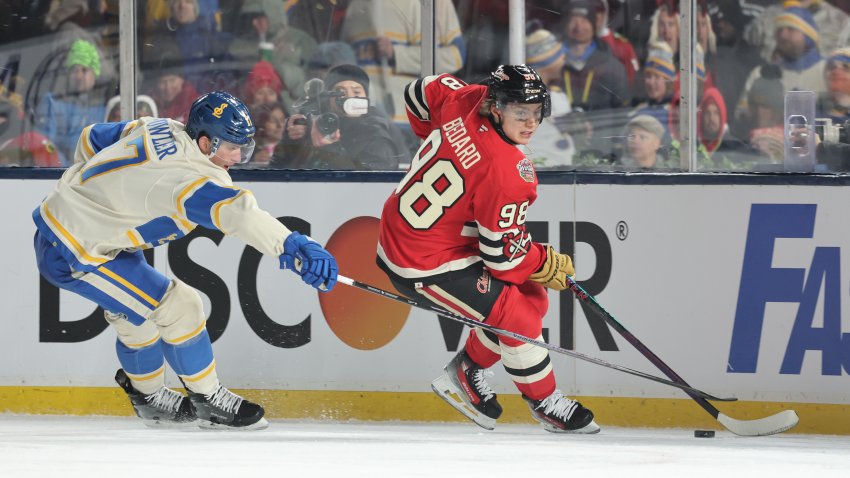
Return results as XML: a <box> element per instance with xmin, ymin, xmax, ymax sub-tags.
<box><xmin>377</xmin><ymin>74</ymin><xmax>546</xmax><ymax>285</ymax></box>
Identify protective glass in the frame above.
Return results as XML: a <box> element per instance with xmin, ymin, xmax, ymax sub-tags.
<box><xmin>497</xmin><ymin>103</ymin><xmax>544</xmax><ymax>123</ymax></box>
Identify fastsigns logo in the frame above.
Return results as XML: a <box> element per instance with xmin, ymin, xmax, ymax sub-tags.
<box><xmin>728</xmin><ymin>204</ymin><xmax>849</xmax><ymax>376</ymax></box>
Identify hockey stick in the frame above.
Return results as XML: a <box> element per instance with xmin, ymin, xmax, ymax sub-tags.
<box><xmin>563</xmin><ymin>276</ymin><xmax>799</xmax><ymax>437</ymax></box>
<box><xmin>336</xmin><ymin>275</ymin><xmax>734</xmax><ymax>402</ymax></box>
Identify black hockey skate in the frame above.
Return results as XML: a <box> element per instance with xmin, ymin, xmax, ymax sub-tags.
<box><xmin>431</xmin><ymin>349</ymin><xmax>503</xmax><ymax>430</ymax></box>
<box><xmin>523</xmin><ymin>389</ymin><xmax>600</xmax><ymax>434</ymax></box>
<box><xmin>185</xmin><ymin>383</ymin><xmax>269</xmax><ymax>430</ymax></box>
<box><xmin>115</xmin><ymin>369</ymin><xmax>197</xmax><ymax>428</ymax></box>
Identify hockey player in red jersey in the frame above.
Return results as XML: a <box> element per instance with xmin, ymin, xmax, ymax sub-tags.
<box><xmin>377</xmin><ymin>65</ymin><xmax>599</xmax><ymax>434</ymax></box>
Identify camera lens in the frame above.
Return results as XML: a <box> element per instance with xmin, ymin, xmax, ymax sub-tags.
<box><xmin>316</xmin><ymin>113</ymin><xmax>340</xmax><ymax>136</ymax></box>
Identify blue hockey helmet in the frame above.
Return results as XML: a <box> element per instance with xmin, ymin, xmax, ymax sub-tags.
<box><xmin>186</xmin><ymin>91</ymin><xmax>256</xmax><ymax>163</ymax></box>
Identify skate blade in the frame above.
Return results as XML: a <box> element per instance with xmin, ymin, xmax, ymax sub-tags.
<box><xmin>536</xmin><ymin>417</ymin><xmax>601</xmax><ymax>434</ymax></box>
<box><xmin>141</xmin><ymin>418</ymin><xmax>200</xmax><ymax>429</ymax></box>
<box><xmin>431</xmin><ymin>374</ymin><xmax>496</xmax><ymax>431</ymax></box>
<box><xmin>198</xmin><ymin>417</ymin><xmax>270</xmax><ymax>431</ymax></box>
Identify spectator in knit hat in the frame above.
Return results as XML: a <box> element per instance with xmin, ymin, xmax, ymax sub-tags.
<box><xmin>526</xmin><ymin>25</ymin><xmax>567</xmax><ymax>83</ymax></box>
<box><xmin>273</xmin><ymin>64</ymin><xmax>408</xmax><ymax>170</ymax></box>
<box><xmin>631</xmin><ymin>42</ymin><xmax>675</xmax><ymax>134</ymax></box>
<box><xmin>305</xmin><ymin>42</ymin><xmax>358</xmax><ymax>82</ymax></box>
<box><xmin>745</xmin><ymin>0</ymin><xmax>850</xmax><ymax>65</ymax></box>
<box><xmin>229</xmin><ymin>0</ymin><xmax>318</xmax><ymax>110</ymax></box>
<box><xmin>65</xmin><ymin>37</ymin><xmax>101</xmax><ymax>94</ymax></box>
<box><xmin>243</xmin><ymin>60</ymin><xmax>284</xmax><ymax>112</ymax></box>
<box><xmin>341</xmin><ymin>0</ymin><xmax>465</xmax><ymax>126</ymax></box>
<box><xmin>592</xmin><ymin>0</ymin><xmax>640</xmax><ymax>89</ymax></box>
<box><xmin>104</xmin><ymin>95</ymin><xmax>159</xmax><ymax>122</ymax></box>
<box><xmin>697</xmin><ymin>86</ymin><xmax>752</xmax><ymax>169</ymax></box>
<box><xmin>617</xmin><ymin>114</ymin><xmax>669</xmax><ymax>169</ymax></box>
<box><xmin>773</xmin><ymin>4</ymin><xmax>821</xmax><ymax>69</ymax></box>
<box><xmin>34</xmin><ymin>38</ymin><xmax>107</xmax><ymax>165</ymax></box>
<box><xmin>711</xmin><ymin>0</ymin><xmax>764</xmax><ymax>119</ymax></box>
<box><xmin>649</xmin><ymin>1</ymin><xmax>679</xmax><ymax>56</ymax></box>
<box><xmin>249</xmin><ymin>102</ymin><xmax>288</xmax><ymax>169</ymax></box>
<box><xmin>736</xmin><ymin>4</ymin><xmax>826</xmax><ymax>127</ymax></box>
<box><xmin>666</xmin><ymin>43</ymin><xmax>712</xmax><ymax>141</ymax></box>
<box><xmin>560</xmin><ymin>0</ymin><xmax>629</xmax><ymax>111</ymax></box>
<box><xmin>696</xmin><ymin>5</ymin><xmax>716</xmax><ymax>63</ymax></box>
<box><xmin>146</xmin><ymin>46</ymin><xmax>199</xmax><ymax>123</ymax></box>
<box><xmin>734</xmin><ymin>64</ymin><xmax>787</xmax><ymax>163</ymax></box>
<box><xmin>145</xmin><ymin>0</ymin><xmax>235</xmax><ymax>94</ymax></box>
<box><xmin>817</xmin><ymin>47</ymin><xmax>850</xmax><ymax>125</ymax></box>
<box><xmin>524</xmin><ymin>23</ymin><xmax>578</xmax><ymax>168</ymax></box>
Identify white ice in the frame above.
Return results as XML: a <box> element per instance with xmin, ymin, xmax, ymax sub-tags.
<box><xmin>1</xmin><ymin>416</ymin><xmax>849</xmax><ymax>477</ymax></box>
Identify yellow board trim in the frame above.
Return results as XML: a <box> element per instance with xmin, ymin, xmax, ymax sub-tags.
<box><xmin>0</xmin><ymin>388</ymin><xmax>847</xmax><ymax>435</ymax></box>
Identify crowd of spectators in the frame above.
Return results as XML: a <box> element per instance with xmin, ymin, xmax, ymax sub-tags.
<box><xmin>2</xmin><ymin>0</ymin><xmax>850</xmax><ymax>171</ymax></box>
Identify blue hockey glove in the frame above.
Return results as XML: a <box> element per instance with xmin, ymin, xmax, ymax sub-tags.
<box><xmin>280</xmin><ymin>231</ymin><xmax>338</xmax><ymax>292</ymax></box>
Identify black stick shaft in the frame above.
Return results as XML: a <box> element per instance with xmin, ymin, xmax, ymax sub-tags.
<box><xmin>337</xmin><ymin>275</ymin><xmax>734</xmax><ymax>402</ymax></box>
<box><xmin>564</xmin><ymin>276</ymin><xmax>722</xmax><ymax>418</ymax></box>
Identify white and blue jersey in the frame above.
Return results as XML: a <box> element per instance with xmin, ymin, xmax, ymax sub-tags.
<box><xmin>34</xmin><ymin>117</ymin><xmax>290</xmax><ymax>275</ymax></box>
<box><xmin>32</xmin><ymin>117</ymin><xmax>290</xmax><ymax>383</ymax></box>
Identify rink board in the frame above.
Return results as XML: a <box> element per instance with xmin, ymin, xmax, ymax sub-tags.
<box><xmin>1</xmin><ymin>177</ymin><xmax>848</xmax><ymax>433</ymax></box>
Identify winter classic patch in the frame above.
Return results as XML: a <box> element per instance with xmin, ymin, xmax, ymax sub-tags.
<box><xmin>516</xmin><ymin>158</ymin><xmax>535</xmax><ymax>182</ymax></box>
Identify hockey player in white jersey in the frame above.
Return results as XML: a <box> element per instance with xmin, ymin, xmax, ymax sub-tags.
<box><xmin>32</xmin><ymin>91</ymin><xmax>339</xmax><ymax>429</ymax></box>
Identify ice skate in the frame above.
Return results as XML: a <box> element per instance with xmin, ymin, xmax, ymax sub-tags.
<box><xmin>185</xmin><ymin>383</ymin><xmax>269</xmax><ymax>430</ymax></box>
<box><xmin>431</xmin><ymin>349</ymin><xmax>503</xmax><ymax>430</ymax></box>
<box><xmin>523</xmin><ymin>389</ymin><xmax>600</xmax><ymax>434</ymax></box>
<box><xmin>115</xmin><ymin>369</ymin><xmax>197</xmax><ymax>428</ymax></box>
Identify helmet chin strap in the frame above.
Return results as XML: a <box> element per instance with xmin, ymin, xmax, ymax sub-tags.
<box><xmin>197</xmin><ymin>136</ymin><xmax>220</xmax><ymax>159</ymax></box>
<box><xmin>208</xmin><ymin>137</ymin><xmax>221</xmax><ymax>157</ymax></box>
<box><xmin>488</xmin><ymin>112</ymin><xmax>517</xmax><ymax>146</ymax></box>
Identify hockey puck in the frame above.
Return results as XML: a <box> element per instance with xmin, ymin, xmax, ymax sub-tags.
<box><xmin>694</xmin><ymin>430</ymin><xmax>715</xmax><ymax>438</ymax></box>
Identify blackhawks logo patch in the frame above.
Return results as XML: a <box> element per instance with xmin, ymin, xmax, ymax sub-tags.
<box><xmin>516</xmin><ymin>158</ymin><xmax>535</xmax><ymax>182</ymax></box>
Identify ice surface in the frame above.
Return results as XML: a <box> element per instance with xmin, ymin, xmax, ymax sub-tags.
<box><xmin>1</xmin><ymin>416</ymin><xmax>848</xmax><ymax>477</ymax></box>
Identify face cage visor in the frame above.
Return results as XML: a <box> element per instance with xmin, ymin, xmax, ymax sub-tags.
<box><xmin>210</xmin><ymin>137</ymin><xmax>257</xmax><ymax>164</ymax></box>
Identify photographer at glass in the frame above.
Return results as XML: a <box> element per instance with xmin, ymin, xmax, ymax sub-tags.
<box><xmin>272</xmin><ymin>64</ymin><xmax>408</xmax><ymax>170</ymax></box>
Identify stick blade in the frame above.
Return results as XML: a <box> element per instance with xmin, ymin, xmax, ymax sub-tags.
<box><xmin>717</xmin><ymin>410</ymin><xmax>799</xmax><ymax>437</ymax></box>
